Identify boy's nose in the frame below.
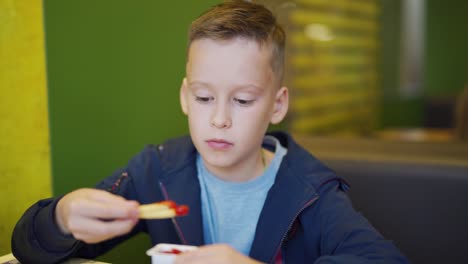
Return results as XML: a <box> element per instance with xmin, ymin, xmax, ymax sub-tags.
<box><xmin>210</xmin><ymin>104</ymin><xmax>232</xmax><ymax>129</ymax></box>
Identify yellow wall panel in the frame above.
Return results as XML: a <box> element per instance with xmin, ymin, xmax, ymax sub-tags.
<box><xmin>0</xmin><ymin>0</ymin><xmax>52</xmax><ymax>255</ymax></box>
<box><xmin>287</xmin><ymin>0</ymin><xmax>380</xmax><ymax>135</ymax></box>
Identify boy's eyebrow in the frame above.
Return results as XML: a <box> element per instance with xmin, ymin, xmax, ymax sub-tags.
<box><xmin>188</xmin><ymin>81</ymin><xmax>212</xmax><ymax>88</ymax></box>
<box><xmin>188</xmin><ymin>81</ymin><xmax>264</xmax><ymax>91</ymax></box>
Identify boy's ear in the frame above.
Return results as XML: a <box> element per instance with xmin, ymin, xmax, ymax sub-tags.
<box><xmin>270</xmin><ymin>86</ymin><xmax>289</xmax><ymax>124</ymax></box>
<box><xmin>180</xmin><ymin>78</ymin><xmax>188</xmax><ymax>115</ymax></box>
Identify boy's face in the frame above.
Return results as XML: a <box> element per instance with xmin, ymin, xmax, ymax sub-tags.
<box><xmin>180</xmin><ymin>38</ymin><xmax>288</xmax><ymax>176</ymax></box>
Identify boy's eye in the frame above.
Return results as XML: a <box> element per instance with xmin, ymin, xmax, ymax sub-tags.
<box><xmin>195</xmin><ymin>96</ymin><xmax>213</xmax><ymax>103</ymax></box>
<box><xmin>234</xmin><ymin>98</ymin><xmax>255</xmax><ymax>106</ymax></box>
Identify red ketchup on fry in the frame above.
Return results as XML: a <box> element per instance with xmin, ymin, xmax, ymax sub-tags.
<box><xmin>157</xmin><ymin>200</ymin><xmax>177</xmax><ymax>209</ymax></box>
<box><xmin>175</xmin><ymin>205</ymin><xmax>189</xmax><ymax>216</ymax></box>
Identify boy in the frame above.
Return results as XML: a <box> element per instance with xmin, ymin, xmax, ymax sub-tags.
<box><xmin>12</xmin><ymin>1</ymin><xmax>408</xmax><ymax>263</ymax></box>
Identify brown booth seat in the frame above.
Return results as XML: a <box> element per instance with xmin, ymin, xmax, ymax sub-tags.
<box><xmin>297</xmin><ymin>135</ymin><xmax>468</xmax><ymax>264</ymax></box>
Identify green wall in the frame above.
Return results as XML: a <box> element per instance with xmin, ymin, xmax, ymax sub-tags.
<box><xmin>379</xmin><ymin>0</ymin><xmax>468</xmax><ymax>128</ymax></box>
<box><xmin>43</xmin><ymin>1</ymin><xmax>219</xmax><ymax>263</ymax></box>
<box><xmin>378</xmin><ymin>0</ymin><xmax>424</xmax><ymax>127</ymax></box>
<box><xmin>425</xmin><ymin>0</ymin><xmax>468</xmax><ymax>96</ymax></box>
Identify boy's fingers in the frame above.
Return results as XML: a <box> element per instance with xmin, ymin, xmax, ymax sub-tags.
<box><xmin>87</xmin><ymin>189</ymin><xmax>140</xmax><ymax>212</ymax></box>
<box><xmin>85</xmin><ymin>188</ymin><xmax>129</xmax><ymax>204</ymax></box>
<box><xmin>91</xmin><ymin>218</ymin><xmax>136</xmax><ymax>235</ymax></box>
<box><xmin>71</xmin><ymin>217</ymin><xmax>136</xmax><ymax>243</ymax></box>
<box><xmin>175</xmin><ymin>247</ymin><xmax>214</xmax><ymax>264</ymax></box>
<box><xmin>75</xmin><ymin>199</ymin><xmax>138</xmax><ymax>219</ymax></box>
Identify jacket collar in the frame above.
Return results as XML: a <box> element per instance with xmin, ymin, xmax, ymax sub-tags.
<box><xmin>249</xmin><ymin>158</ymin><xmax>319</xmax><ymax>262</ymax></box>
<box><xmin>249</xmin><ymin>132</ymin><xmax>340</xmax><ymax>262</ymax></box>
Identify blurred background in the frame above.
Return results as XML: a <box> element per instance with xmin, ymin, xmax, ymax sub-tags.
<box><xmin>1</xmin><ymin>0</ymin><xmax>467</xmax><ymax>263</ymax></box>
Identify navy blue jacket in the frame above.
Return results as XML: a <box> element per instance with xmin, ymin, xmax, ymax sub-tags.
<box><xmin>12</xmin><ymin>132</ymin><xmax>408</xmax><ymax>263</ymax></box>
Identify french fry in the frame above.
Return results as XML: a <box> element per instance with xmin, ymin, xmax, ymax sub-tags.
<box><xmin>139</xmin><ymin>200</ymin><xmax>176</xmax><ymax>213</ymax></box>
<box><xmin>139</xmin><ymin>200</ymin><xmax>189</xmax><ymax>219</ymax></box>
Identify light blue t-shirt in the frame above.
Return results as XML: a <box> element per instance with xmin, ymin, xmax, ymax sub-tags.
<box><xmin>196</xmin><ymin>135</ymin><xmax>287</xmax><ymax>255</ymax></box>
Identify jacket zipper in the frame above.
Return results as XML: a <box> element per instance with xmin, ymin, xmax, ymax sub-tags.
<box><xmin>270</xmin><ymin>195</ymin><xmax>319</xmax><ymax>264</ymax></box>
<box><xmin>155</xmin><ymin>144</ymin><xmax>187</xmax><ymax>244</ymax></box>
<box><xmin>158</xmin><ymin>181</ymin><xmax>187</xmax><ymax>244</ymax></box>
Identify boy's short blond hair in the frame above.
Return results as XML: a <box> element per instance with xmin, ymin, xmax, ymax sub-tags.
<box><xmin>188</xmin><ymin>0</ymin><xmax>286</xmax><ymax>85</ymax></box>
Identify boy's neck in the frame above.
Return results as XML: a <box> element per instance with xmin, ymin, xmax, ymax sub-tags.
<box><xmin>203</xmin><ymin>148</ymin><xmax>273</xmax><ymax>182</ymax></box>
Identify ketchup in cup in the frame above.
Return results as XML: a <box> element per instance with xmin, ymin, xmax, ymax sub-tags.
<box><xmin>147</xmin><ymin>243</ymin><xmax>197</xmax><ymax>264</ymax></box>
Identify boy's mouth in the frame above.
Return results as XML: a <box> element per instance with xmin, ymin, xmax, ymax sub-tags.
<box><xmin>205</xmin><ymin>139</ymin><xmax>233</xmax><ymax>150</ymax></box>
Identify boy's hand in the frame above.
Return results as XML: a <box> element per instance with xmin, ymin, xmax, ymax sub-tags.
<box><xmin>174</xmin><ymin>244</ymin><xmax>264</xmax><ymax>264</ymax></box>
<box><xmin>55</xmin><ymin>188</ymin><xmax>139</xmax><ymax>244</ymax></box>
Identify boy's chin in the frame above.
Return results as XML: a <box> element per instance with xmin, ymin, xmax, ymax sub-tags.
<box><xmin>203</xmin><ymin>155</ymin><xmax>232</xmax><ymax>168</ymax></box>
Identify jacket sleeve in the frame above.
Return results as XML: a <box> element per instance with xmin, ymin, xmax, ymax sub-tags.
<box><xmin>11</xmin><ymin>167</ymin><xmax>146</xmax><ymax>264</ymax></box>
<box><xmin>311</xmin><ymin>181</ymin><xmax>409</xmax><ymax>264</ymax></box>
